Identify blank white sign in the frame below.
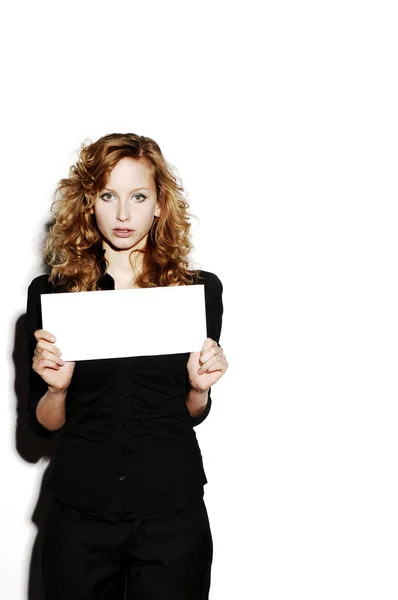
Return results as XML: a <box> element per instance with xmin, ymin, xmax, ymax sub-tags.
<box><xmin>40</xmin><ymin>284</ymin><xmax>206</xmax><ymax>361</ymax></box>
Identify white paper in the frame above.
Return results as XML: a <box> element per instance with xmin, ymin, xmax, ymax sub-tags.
<box><xmin>40</xmin><ymin>285</ymin><xmax>206</xmax><ymax>361</ymax></box>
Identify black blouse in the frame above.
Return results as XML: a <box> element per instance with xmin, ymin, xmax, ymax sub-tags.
<box><xmin>25</xmin><ymin>269</ymin><xmax>223</xmax><ymax>522</ymax></box>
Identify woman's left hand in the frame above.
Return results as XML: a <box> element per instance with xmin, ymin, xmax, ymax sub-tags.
<box><xmin>187</xmin><ymin>338</ymin><xmax>229</xmax><ymax>392</ymax></box>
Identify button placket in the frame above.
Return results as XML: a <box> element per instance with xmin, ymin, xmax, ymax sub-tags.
<box><xmin>114</xmin><ymin>360</ymin><xmax>134</xmax><ymax>487</ymax></box>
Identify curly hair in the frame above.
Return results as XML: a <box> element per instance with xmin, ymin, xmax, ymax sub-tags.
<box><xmin>43</xmin><ymin>133</ymin><xmax>205</xmax><ymax>292</ymax></box>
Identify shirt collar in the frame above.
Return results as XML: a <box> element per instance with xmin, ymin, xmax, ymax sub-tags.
<box><xmin>96</xmin><ymin>247</ymin><xmax>116</xmax><ymax>290</ymax></box>
<box><xmin>97</xmin><ymin>272</ymin><xmax>115</xmax><ymax>290</ymax></box>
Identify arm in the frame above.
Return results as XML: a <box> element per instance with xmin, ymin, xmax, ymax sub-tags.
<box><xmin>25</xmin><ymin>277</ymin><xmax>66</xmax><ymax>439</ymax></box>
<box><xmin>187</xmin><ymin>271</ymin><xmax>224</xmax><ymax>427</ymax></box>
<box><xmin>35</xmin><ymin>388</ymin><xmax>67</xmax><ymax>432</ymax></box>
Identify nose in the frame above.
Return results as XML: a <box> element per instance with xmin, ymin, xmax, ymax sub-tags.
<box><xmin>116</xmin><ymin>201</ymin><xmax>130</xmax><ymax>222</ymax></box>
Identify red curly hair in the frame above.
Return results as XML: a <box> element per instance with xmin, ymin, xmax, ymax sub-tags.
<box><xmin>43</xmin><ymin>133</ymin><xmax>204</xmax><ymax>292</ymax></box>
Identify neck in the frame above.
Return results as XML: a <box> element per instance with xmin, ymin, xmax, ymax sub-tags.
<box><xmin>102</xmin><ymin>243</ymin><xmax>144</xmax><ymax>280</ymax></box>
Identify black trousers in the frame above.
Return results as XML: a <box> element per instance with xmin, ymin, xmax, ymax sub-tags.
<box><xmin>42</xmin><ymin>496</ymin><xmax>213</xmax><ymax>600</ymax></box>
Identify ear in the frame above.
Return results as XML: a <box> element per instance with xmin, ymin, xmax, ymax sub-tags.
<box><xmin>89</xmin><ymin>207</ymin><xmax>94</xmax><ymax>215</ymax></box>
<box><xmin>155</xmin><ymin>203</ymin><xmax>161</xmax><ymax>218</ymax></box>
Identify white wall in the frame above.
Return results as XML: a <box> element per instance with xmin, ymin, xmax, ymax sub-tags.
<box><xmin>1</xmin><ymin>1</ymin><xmax>397</xmax><ymax>599</ymax></box>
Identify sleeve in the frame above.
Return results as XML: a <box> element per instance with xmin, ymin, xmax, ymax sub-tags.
<box><xmin>25</xmin><ymin>276</ymin><xmax>64</xmax><ymax>439</ymax></box>
<box><xmin>189</xmin><ymin>271</ymin><xmax>224</xmax><ymax>427</ymax></box>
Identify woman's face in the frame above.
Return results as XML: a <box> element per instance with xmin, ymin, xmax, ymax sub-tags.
<box><xmin>91</xmin><ymin>157</ymin><xmax>160</xmax><ymax>253</ymax></box>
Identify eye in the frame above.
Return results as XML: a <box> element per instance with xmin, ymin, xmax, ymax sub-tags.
<box><xmin>100</xmin><ymin>192</ymin><xmax>114</xmax><ymax>201</ymax></box>
<box><xmin>99</xmin><ymin>192</ymin><xmax>147</xmax><ymax>203</ymax></box>
<box><xmin>132</xmin><ymin>194</ymin><xmax>147</xmax><ymax>203</ymax></box>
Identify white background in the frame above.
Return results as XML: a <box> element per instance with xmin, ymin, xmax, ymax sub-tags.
<box><xmin>1</xmin><ymin>1</ymin><xmax>397</xmax><ymax>599</ymax></box>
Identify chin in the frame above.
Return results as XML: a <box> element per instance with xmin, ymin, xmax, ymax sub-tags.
<box><xmin>105</xmin><ymin>238</ymin><xmax>133</xmax><ymax>251</ymax></box>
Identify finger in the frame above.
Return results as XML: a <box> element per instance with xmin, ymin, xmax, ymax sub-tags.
<box><xmin>33</xmin><ymin>358</ymin><xmax>62</xmax><ymax>374</ymax></box>
<box><xmin>200</xmin><ymin>337</ymin><xmax>217</xmax><ymax>353</ymax></box>
<box><xmin>35</xmin><ymin>349</ymin><xmax>65</xmax><ymax>365</ymax></box>
<box><xmin>36</xmin><ymin>339</ymin><xmax>62</xmax><ymax>356</ymax></box>
<box><xmin>34</xmin><ymin>329</ymin><xmax>56</xmax><ymax>343</ymax></box>
<box><xmin>198</xmin><ymin>355</ymin><xmax>226</xmax><ymax>374</ymax></box>
<box><xmin>199</xmin><ymin>344</ymin><xmax>222</xmax><ymax>366</ymax></box>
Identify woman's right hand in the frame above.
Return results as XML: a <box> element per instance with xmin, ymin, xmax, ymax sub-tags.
<box><xmin>32</xmin><ymin>329</ymin><xmax>76</xmax><ymax>392</ymax></box>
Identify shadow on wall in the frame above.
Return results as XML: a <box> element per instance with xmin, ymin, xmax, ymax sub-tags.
<box><xmin>14</xmin><ymin>224</ymin><xmax>58</xmax><ymax>599</ymax></box>
<box><xmin>13</xmin><ymin>313</ymin><xmax>131</xmax><ymax>600</ymax></box>
<box><xmin>14</xmin><ymin>312</ymin><xmax>57</xmax><ymax>600</ymax></box>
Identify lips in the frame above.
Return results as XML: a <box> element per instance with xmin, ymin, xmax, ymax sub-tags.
<box><xmin>113</xmin><ymin>228</ymin><xmax>134</xmax><ymax>238</ymax></box>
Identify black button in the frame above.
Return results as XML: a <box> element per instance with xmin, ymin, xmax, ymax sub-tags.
<box><xmin>120</xmin><ymin>365</ymin><xmax>126</xmax><ymax>372</ymax></box>
<box><xmin>120</xmin><ymin>393</ymin><xmax>126</xmax><ymax>400</ymax></box>
<box><xmin>117</xmin><ymin>446</ymin><xmax>126</xmax><ymax>453</ymax></box>
<box><xmin>119</xmin><ymin>420</ymin><xmax>125</xmax><ymax>427</ymax></box>
<box><xmin>118</xmin><ymin>475</ymin><xmax>126</xmax><ymax>481</ymax></box>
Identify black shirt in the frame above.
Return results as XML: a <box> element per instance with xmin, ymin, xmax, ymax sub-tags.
<box><xmin>25</xmin><ymin>269</ymin><xmax>223</xmax><ymax>522</ymax></box>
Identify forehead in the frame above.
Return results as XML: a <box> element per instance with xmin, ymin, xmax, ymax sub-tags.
<box><xmin>105</xmin><ymin>158</ymin><xmax>155</xmax><ymax>187</ymax></box>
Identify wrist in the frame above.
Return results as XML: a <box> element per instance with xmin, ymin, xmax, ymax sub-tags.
<box><xmin>188</xmin><ymin>383</ymin><xmax>210</xmax><ymax>394</ymax></box>
<box><xmin>186</xmin><ymin>386</ymin><xmax>209</xmax><ymax>417</ymax></box>
<box><xmin>47</xmin><ymin>385</ymin><xmax>68</xmax><ymax>395</ymax></box>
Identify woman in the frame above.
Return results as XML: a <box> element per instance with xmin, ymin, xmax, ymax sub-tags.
<box><xmin>25</xmin><ymin>133</ymin><xmax>228</xmax><ymax>600</ymax></box>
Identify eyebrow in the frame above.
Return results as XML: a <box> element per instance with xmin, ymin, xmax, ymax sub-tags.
<box><xmin>103</xmin><ymin>187</ymin><xmax>151</xmax><ymax>194</ymax></box>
